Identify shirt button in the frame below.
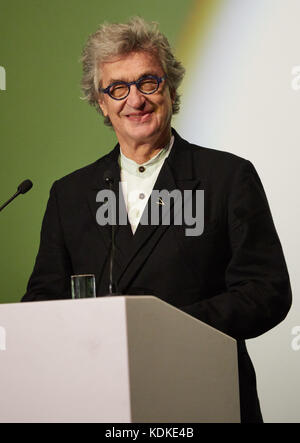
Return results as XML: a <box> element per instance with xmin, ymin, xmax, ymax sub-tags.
<box><xmin>139</xmin><ymin>166</ymin><xmax>145</xmax><ymax>173</ymax></box>
<box><xmin>139</xmin><ymin>193</ymin><xmax>145</xmax><ymax>200</ymax></box>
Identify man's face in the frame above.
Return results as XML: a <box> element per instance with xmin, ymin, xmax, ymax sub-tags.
<box><xmin>98</xmin><ymin>51</ymin><xmax>174</xmax><ymax>148</ymax></box>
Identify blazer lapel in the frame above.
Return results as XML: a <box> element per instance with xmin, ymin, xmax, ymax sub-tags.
<box><xmin>87</xmin><ymin>146</ymin><xmax>117</xmax><ymax>250</ymax></box>
<box><xmin>86</xmin><ymin>143</ymin><xmax>133</xmax><ymax>288</ymax></box>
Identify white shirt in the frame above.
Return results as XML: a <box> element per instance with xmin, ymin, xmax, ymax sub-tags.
<box><xmin>119</xmin><ymin>135</ymin><xmax>174</xmax><ymax>234</ymax></box>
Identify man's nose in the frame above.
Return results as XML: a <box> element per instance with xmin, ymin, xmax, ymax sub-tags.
<box><xmin>126</xmin><ymin>85</ymin><xmax>146</xmax><ymax>107</ymax></box>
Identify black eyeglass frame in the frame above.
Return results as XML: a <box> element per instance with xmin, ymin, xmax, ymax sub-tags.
<box><xmin>99</xmin><ymin>75</ymin><xmax>166</xmax><ymax>100</ymax></box>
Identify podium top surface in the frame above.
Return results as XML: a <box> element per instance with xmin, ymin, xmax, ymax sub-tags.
<box><xmin>0</xmin><ymin>295</ymin><xmax>235</xmax><ymax>342</ymax></box>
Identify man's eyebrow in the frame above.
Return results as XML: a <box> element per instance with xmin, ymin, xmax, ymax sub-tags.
<box><xmin>106</xmin><ymin>72</ymin><xmax>159</xmax><ymax>84</ymax></box>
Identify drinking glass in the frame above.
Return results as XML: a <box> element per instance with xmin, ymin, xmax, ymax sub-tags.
<box><xmin>71</xmin><ymin>274</ymin><xmax>96</xmax><ymax>299</ymax></box>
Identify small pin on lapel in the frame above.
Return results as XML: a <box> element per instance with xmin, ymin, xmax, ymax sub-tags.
<box><xmin>156</xmin><ymin>197</ymin><xmax>165</xmax><ymax>206</ymax></box>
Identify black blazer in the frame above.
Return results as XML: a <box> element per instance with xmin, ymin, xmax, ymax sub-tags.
<box><xmin>22</xmin><ymin>129</ymin><xmax>292</xmax><ymax>423</ymax></box>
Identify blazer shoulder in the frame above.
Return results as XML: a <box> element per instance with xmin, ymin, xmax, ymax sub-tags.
<box><xmin>51</xmin><ymin>149</ymin><xmax>116</xmax><ymax>192</ymax></box>
<box><xmin>189</xmin><ymin>141</ymin><xmax>249</xmax><ymax>169</ymax></box>
<box><xmin>180</xmin><ymin>138</ymin><xmax>252</xmax><ymax>182</ymax></box>
<box><xmin>173</xmin><ymin>130</ymin><xmax>249</xmax><ymax>170</ymax></box>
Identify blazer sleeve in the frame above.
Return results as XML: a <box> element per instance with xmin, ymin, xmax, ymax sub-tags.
<box><xmin>180</xmin><ymin>160</ymin><xmax>292</xmax><ymax>340</ymax></box>
<box><xmin>21</xmin><ymin>182</ymin><xmax>73</xmax><ymax>301</ymax></box>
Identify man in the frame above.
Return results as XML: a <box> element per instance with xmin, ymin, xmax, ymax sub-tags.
<box><xmin>22</xmin><ymin>17</ymin><xmax>292</xmax><ymax>423</ymax></box>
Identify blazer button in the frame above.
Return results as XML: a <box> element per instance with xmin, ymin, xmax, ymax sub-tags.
<box><xmin>138</xmin><ymin>166</ymin><xmax>145</xmax><ymax>173</ymax></box>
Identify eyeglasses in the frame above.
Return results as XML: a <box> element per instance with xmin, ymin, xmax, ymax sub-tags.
<box><xmin>99</xmin><ymin>75</ymin><xmax>166</xmax><ymax>100</ymax></box>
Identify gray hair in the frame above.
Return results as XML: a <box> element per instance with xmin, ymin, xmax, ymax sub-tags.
<box><xmin>81</xmin><ymin>16</ymin><xmax>185</xmax><ymax>126</ymax></box>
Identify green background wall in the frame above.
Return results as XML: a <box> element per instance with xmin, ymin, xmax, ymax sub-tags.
<box><xmin>0</xmin><ymin>0</ymin><xmax>194</xmax><ymax>303</ymax></box>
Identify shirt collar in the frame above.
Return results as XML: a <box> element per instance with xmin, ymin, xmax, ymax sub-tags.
<box><xmin>119</xmin><ymin>135</ymin><xmax>174</xmax><ymax>177</ymax></box>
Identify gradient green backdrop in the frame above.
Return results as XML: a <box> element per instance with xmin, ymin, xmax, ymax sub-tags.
<box><xmin>0</xmin><ymin>0</ymin><xmax>194</xmax><ymax>303</ymax></box>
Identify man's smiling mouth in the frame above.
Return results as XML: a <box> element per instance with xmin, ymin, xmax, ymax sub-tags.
<box><xmin>126</xmin><ymin>111</ymin><xmax>153</xmax><ymax>122</ymax></box>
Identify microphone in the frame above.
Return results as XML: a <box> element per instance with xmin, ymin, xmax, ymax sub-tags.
<box><xmin>0</xmin><ymin>179</ymin><xmax>33</xmax><ymax>212</ymax></box>
<box><xmin>18</xmin><ymin>180</ymin><xmax>33</xmax><ymax>194</ymax></box>
<box><xmin>103</xmin><ymin>170</ymin><xmax>118</xmax><ymax>295</ymax></box>
<box><xmin>103</xmin><ymin>170</ymin><xmax>114</xmax><ymax>186</ymax></box>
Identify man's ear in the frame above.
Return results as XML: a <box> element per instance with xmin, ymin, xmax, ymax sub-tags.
<box><xmin>98</xmin><ymin>95</ymin><xmax>108</xmax><ymax>117</ymax></box>
<box><xmin>170</xmin><ymin>87</ymin><xmax>176</xmax><ymax>104</ymax></box>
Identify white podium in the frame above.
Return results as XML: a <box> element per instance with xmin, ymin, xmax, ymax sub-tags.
<box><xmin>0</xmin><ymin>296</ymin><xmax>240</xmax><ymax>422</ymax></box>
